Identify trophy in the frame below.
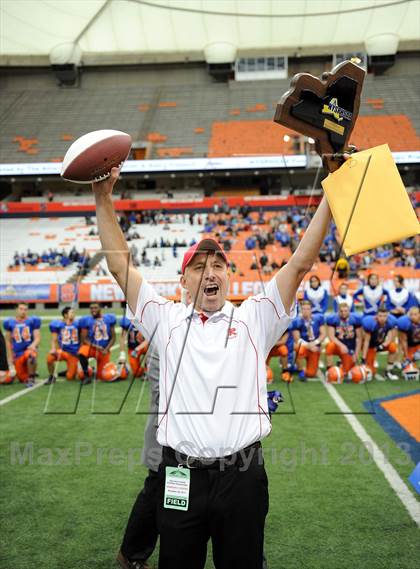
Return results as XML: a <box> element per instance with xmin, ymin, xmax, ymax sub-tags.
<box><xmin>274</xmin><ymin>61</ymin><xmax>366</xmax><ymax>172</ymax></box>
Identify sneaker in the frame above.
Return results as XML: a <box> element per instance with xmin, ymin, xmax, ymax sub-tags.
<box><xmin>385</xmin><ymin>370</ymin><xmax>399</xmax><ymax>381</ymax></box>
<box><xmin>45</xmin><ymin>376</ymin><xmax>56</xmax><ymax>385</ymax></box>
<box><xmin>298</xmin><ymin>370</ymin><xmax>307</xmax><ymax>382</ymax></box>
<box><xmin>82</xmin><ymin>376</ymin><xmax>92</xmax><ymax>385</ymax></box>
<box><xmin>116</xmin><ymin>551</ymin><xmax>151</xmax><ymax>569</ymax></box>
<box><xmin>24</xmin><ymin>381</ymin><xmax>34</xmax><ymax>388</ymax></box>
<box><xmin>374</xmin><ymin>373</ymin><xmax>386</xmax><ymax>381</ymax></box>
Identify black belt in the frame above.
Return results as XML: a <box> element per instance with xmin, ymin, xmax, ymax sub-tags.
<box><xmin>162</xmin><ymin>441</ymin><xmax>261</xmax><ymax>470</ymax></box>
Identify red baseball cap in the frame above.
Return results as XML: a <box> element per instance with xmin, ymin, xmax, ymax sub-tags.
<box><xmin>181</xmin><ymin>238</ymin><xmax>228</xmax><ymax>274</ymax></box>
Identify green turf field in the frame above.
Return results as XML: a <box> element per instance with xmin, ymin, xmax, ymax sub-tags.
<box><xmin>0</xmin><ymin>323</ymin><xmax>419</xmax><ymax>569</ymax></box>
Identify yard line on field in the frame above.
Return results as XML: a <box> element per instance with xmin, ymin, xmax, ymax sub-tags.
<box><xmin>0</xmin><ymin>381</ymin><xmax>46</xmax><ymax>406</ymax></box>
<box><xmin>322</xmin><ymin>381</ymin><xmax>420</xmax><ymax>527</ymax></box>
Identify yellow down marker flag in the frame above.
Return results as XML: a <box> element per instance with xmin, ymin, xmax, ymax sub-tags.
<box><xmin>322</xmin><ymin>144</ymin><xmax>419</xmax><ymax>256</ymax></box>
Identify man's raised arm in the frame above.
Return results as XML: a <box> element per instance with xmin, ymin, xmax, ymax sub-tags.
<box><xmin>276</xmin><ymin>195</ymin><xmax>332</xmax><ymax>313</ymax></box>
<box><xmin>92</xmin><ymin>167</ymin><xmax>142</xmax><ymax>314</ymax></box>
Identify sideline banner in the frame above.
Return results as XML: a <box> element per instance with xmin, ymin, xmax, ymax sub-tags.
<box><xmin>0</xmin><ymin>284</ymin><xmax>56</xmax><ymax>302</ymax></box>
<box><xmin>1</xmin><ymin>270</ymin><xmax>418</xmax><ymax>304</ymax></box>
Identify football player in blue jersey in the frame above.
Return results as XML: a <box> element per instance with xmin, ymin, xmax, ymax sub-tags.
<box><xmin>361</xmin><ymin>307</ymin><xmax>398</xmax><ymax>380</ymax></box>
<box><xmin>119</xmin><ymin>316</ymin><xmax>148</xmax><ymax>378</ymax></box>
<box><xmin>303</xmin><ymin>275</ymin><xmax>329</xmax><ymax>315</ymax></box>
<box><xmin>385</xmin><ymin>275</ymin><xmax>417</xmax><ymax>317</ymax></box>
<box><xmin>353</xmin><ymin>273</ymin><xmax>385</xmax><ymax>316</ymax></box>
<box><xmin>292</xmin><ymin>300</ymin><xmax>326</xmax><ymax>380</ymax></box>
<box><xmin>46</xmin><ymin>306</ymin><xmax>81</xmax><ymax>384</ymax></box>
<box><xmin>326</xmin><ymin>303</ymin><xmax>362</xmax><ymax>374</ymax></box>
<box><xmin>78</xmin><ymin>303</ymin><xmax>116</xmax><ymax>382</ymax></box>
<box><xmin>397</xmin><ymin>305</ymin><xmax>420</xmax><ymax>364</ymax></box>
<box><xmin>3</xmin><ymin>302</ymin><xmax>41</xmax><ymax>386</ymax></box>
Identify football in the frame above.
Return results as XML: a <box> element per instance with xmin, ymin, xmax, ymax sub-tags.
<box><xmin>61</xmin><ymin>129</ymin><xmax>132</xmax><ymax>183</ymax></box>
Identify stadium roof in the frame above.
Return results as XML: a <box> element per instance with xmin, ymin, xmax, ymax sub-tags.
<box><xmin>0</xmin><ymin>0</ymin><xmax>419</xmax><ymax>66</ymax></box>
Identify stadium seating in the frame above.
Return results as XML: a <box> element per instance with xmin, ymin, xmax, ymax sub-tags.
<box><xmin>1</xmin><ymin>74</ymin><xmax>419</xmax><ymax>164</ymax></box>
<box><xmin>0</xmin><ymin>217</ymin><xmax>101</xmax><ymax>284</ymax></box>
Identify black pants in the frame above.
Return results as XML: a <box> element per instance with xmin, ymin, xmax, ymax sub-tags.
<box><xmin>120</xmin><ymin>469</ymin><xmax>160</xmax><ymax>562</ymax></box>
<box><xmin>157</xmin><ymin>446</ymin><xmax>269</xmax><ymax>569</ymax></box>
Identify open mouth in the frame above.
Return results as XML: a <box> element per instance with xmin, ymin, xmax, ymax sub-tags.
<box><xmin>203</xmin><ymin>284</ymin><xmax>219</xmax><ymax>297</ymax></box>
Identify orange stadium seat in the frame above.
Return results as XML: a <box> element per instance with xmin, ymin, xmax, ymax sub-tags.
<box><xmin>208</xmin><ymin>120</ymin><xmax>295</xmax><ymax>157</ymax></box>
<box><xmin>157</xmin><ymin>147</ymin><xmax>193</xmax><ymax>157</ymax></box>
<box><xmin>207</xmin><ymin>115</ymin><xmax>420</xmax><ymax>157</ymax></box>
<box><xmin>351</xmin><ymin>115</ymin><xmax>420</xmax><ymax>152</ymax></box>
<box><xmin>246</xmin><ymin>104</ymin><xmax>268</xmax><ymax>112</ymax></box>
<box><xmin>147</xmin><ymin>132</ymin><xmax>168</xmax><ymax>143</ymax></box>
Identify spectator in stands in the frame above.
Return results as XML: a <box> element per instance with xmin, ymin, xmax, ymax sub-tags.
<box><xmin>245</xmin><ymin>235</ymin><xmax>256</xmax><ymax>250</ymax></box>
<box><xmin>275</xmin><ymin>228</ymin><xmax>290</xmax><ymax>247</ymax></box>
<box><xmin>221</xmin><ymin>238</ymin><xmax>232</xmax><ymax>252</ymax></box>
<box><xmin>256</xmin><ymin>233</ymin><xmax>268</xmax><ymax>250</ymax></box>
<box><xmin>271</xmin><ymin>260</ymin><xmax>281</xmax><ymax>271</ymax></box>
<box><xmin>259</xmin><ymin>253</ymin><xmax>269</xmax><ymax>268</ymax></box>
<box><xmin>385</xmin><ymin>275</ymin><xmax>417</xmax><ymax>316</ymax></box>
<box><xmin>362</xmin><ymin>252</ymin><xmax>374</xmax><ymax>268</ymax></box>
<box><xmin>154</xmin><ymin>256</ymin><xmax>162</xmax><ymax>267</ymax></box>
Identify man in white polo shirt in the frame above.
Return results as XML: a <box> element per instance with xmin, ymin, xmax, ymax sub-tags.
<box><xmin>93</xmin><ymin>167</ymin><xmax>333</xmax><ymax>569</ymax></box>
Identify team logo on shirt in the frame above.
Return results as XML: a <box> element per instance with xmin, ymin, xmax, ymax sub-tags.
<box><xmin>228</xmin><ymin>328</ymin><xmax>238</xmax><ymax>339</ymax></box>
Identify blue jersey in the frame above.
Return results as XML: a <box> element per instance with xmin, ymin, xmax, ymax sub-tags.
<box><xmin>3</xmin><ymin>316</ymin><xmax>41</xmax><ymax>357</ymax></box>
<box><xmin>80</xmin><ymin>314</ymin><xmax>116</xmax><ymax>348</ymax></box>
<box><xmin>326</xmin><ymin>313</ymin><xmax>361</xmax><ymax>352</ymax></box>
<box><xmin>292</xmin><ymin>314</ymin><xmax>325</xmax><ymax>342</ymax></box>
<box><xmin>397</xmin><ymin>316</ymin><xmax>420</xmax><ymax>347</ymax></box>
<box><xmin>120</xmin><ymin>316</ymin><xmax>143</xmax><ymax>350</ymax></box>
<box><xmin>362</xmin><ymin>315</ymin><xmax>397</xmax><ymax>348</ymax></box>
<box><xmin>303</xmin><ymin>286</ymin><xmax>329</xmax><ymax>315</ymax></box>
<box><xmin>49</xmin><ymin>319</ymin><xmax>81</xmax><ymax>355</ymax></box>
